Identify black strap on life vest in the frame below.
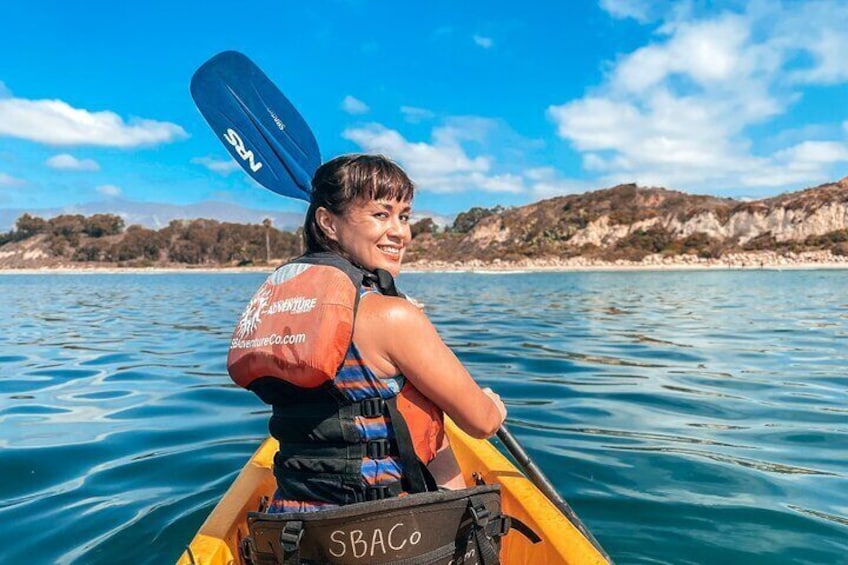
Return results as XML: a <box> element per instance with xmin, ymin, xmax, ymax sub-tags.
<box><xmin>257</xmin><ymin>386</ymin><xmax>436</xmax><ymax>505</ymax></box>
<box><xmin>242</xmin><ymin>485</ymin><xmax>541</xmax><ymax>565</ymax></box>
<box><xmin>294</xmin><ymin>253</ymin><xmax>402</xmax><ymax>299</ymax></box>
<box><xmin>384</xmin><ymin>396</ymin><xmax>437</xmax><ymax>494</ymax></box>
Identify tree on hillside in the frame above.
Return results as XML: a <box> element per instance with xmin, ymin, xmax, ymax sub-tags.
<box><xmin>46</xmin><ymin>214</ymin><xmax>86</xmax><ymax>254</ymax></box>
<box><xmin>83</xmin><ymin>214</ymin><xmax>125</xmax><ymax>237</ymax></box>
<box><xmin>15</xmin><ymin>214</ymin><xmax>48</xmax><ymax>238</ymax></box>
<box><xmin>263</xmin><ymin>217</ymin><xmax>272</xmax><ymax>263</ymax></box>
<box><xmin>113</xmin><ymin>225</ymin><xmax>161</xmax><ymax>261</ymax></box>
<box><xmin>411</xmin><ymin>218</ymin><xmax>437</xmax><ymax>238</ymax></box>
<box><xmin>451</xmin><ymin>206</ymin><xmax>504</xmax><ymax>233</ymax></box>
<box><xmin>48</xmin><ymin>214</ymin><xmax>86</xmax><ymax>237</ymax></box>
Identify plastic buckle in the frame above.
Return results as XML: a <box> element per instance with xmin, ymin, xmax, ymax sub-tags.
<box><xmin>360</xmin><ymin>398</ymin><xmax>385</xmax><ymax>417</ymax></box>
<box><xmin>279</xmin><ymin>521</ymin><xmax>304</xmax><ymax>552</ymax></box>
<box><xmin>367</xmin><ymin>439</ymin><xmax>391</xmax><ymax>459</ymax></box>
<box><xmin>365</xmin><ymin>485</ymin><xmax>390</xmax><ymax>501</ymax></box>
<box><xmin>469</xmin><ymin>503</ymin><xmax>490</xmax><ymax>527</ymax></box>
<box><xmin>239</xmin><ymin>536</ymin><xmax>256</xmax><ymax>565</ymax></box>
<box><xmin>492</xmin><ymin>516</ymin><xmax>511</xmax><ymax>537</ymax></box>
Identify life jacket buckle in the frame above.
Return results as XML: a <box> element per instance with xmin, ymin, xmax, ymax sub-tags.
<box><xmin>360</xmin><ymin>397</ymin><xmax>386</xmax><ymax>418</ymax></box>
<box><xmin>367</xmin><ymin>439</ymin><xmax>392</xmax><ymax>459</ymax></box>
<box><xmin>365</xmin><ymin>485</ymin><xmax>392</xmax><ymax>501</ymax></box>
<box><xmin>279</xmin><ymin>520</ymin><xmax>304</xmax><ymax>552</ymax></box>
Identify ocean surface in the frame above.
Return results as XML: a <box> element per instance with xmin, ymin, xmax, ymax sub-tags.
<box><xmin>0</xmin><ymin>270</ymin><xmax>846</xmax><ymax>564</ymax></box>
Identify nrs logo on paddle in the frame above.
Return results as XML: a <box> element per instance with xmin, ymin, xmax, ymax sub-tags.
<box><xmin>223</xmin><ymin>128</ymin><xmax>263</xmax><ymax>172</ymax></box>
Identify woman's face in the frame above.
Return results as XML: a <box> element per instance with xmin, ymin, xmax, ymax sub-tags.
<box><xmin>322</xmin><ymin>198</ymin><xmax>412</xmax><ymax>277</ymax></box>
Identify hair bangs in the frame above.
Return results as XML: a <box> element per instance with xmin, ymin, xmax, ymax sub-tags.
<box><xmin>349</xmin><ymin>156</ymin><xmax>414</xmax><ymax>204</ymax></box>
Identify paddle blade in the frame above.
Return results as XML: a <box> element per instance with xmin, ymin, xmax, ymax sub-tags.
<box><xmin>190</xmin><ymin>51</ymin><xmax>321</xmax><ymax>202</ymax></box>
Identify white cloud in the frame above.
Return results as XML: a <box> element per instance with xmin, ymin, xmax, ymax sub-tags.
<box><xmin>467</xmin><ymin>172</ymin><xmax>524</xmax><ymax>193</ymax></box>
<box><xmin>343</xmin><ymin>122</ymin><xmax>528</xmax><ymax>193</ymax></box>
<box><xmin>96</xmin><ymin>184</ymin><xmax>121</xmax><ymax>196</ymax></box>
<box><xmin>524</xmin><ymin>167</ymin><xmax>593</xmax><ymax>198</ymax></box>
<box><xmin>344</xmin><ymin>123</ymin><xmax>487</xmax><ymax>176</ymax></box>
<box><xmin>550</xmin><ymin>2</ymin><xmax>848</xmax><ymax>193</ymax></box>
<box><xmin>598</xmin><ymin>0</ymin><xmax>653</xmax><ymax>23</ymax></box>
<box><xmin>776</xmin><ymin>3</ymin><xmax>848</xmax><ymax>85</ymax></box>
<box><xmin>0</xmin><ymin>95</ymin><xmax>187</xmax><ymax>147</ymax></box>
<box><xmin>0</xmin><ymin>81</ymin><xmax>11</xmax><ymax>98</ymax></box>
<box><xmin>473</xmin><ymin>35</ymin><xmax>493</xmax><ymax>49</ymax></box>
<box><xmin>46</xmin><ymin>153</ymin><xmax>100</xmax><ymax>171</ymax></box>
<box><xmin>341</xmin><ymin>95</ymin><xmax>370</xmax><ymax>115</ymax></box>
<box><xmin>400</xmin><ymin>106</ymin><xmax>435</xmax><ymax>123</ymax></box>
<box><xmin>0</xmin><ymin>172</ymin><xmax>25</xmax><ymax>187</ymax></box>
<box><xmin>191</xmin><ymin>156</ymin><xmax>239</xmax><ymax>175</ymax></box>
<box><xmin>739</xmin><ymin>140</ymin><xmax>848</xmax><ymax>188</ymax></box>
<box><xmin>774</xmin><ymin>141</ymin><xmax>848</xmax><ymax>165</ymax></box>
<box><xmin>611</xmin><ymin>14</ymin><xmax>760</xmax><ymax>94</ymax></box>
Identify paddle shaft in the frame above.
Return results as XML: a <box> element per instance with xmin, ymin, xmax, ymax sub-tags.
<box><xmin>496</xmin><ymin>424</ymin><xmax>611</xmax><ymax>562</ymax></box>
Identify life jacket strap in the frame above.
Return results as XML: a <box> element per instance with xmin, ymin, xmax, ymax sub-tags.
<box><xmin>362</xmin><ymin>267</ymin><xmax>402</xmax><ymax>297</ymax></box>
<box><xmin>385</xmin><ymin>396</ymin><xmax>437</xmax><ymax>494</ymax></box>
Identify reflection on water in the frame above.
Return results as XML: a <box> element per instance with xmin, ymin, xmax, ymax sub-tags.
<box><xmin>0</xmin><ymin>270</ymin><xmax>846</xmax><ymax>564</ymax></box>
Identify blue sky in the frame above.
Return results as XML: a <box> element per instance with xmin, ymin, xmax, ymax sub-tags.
<box><xmin>1</xmin><ymin>0</ymin><xmax>847</xmax><ymax>220</ymax></box>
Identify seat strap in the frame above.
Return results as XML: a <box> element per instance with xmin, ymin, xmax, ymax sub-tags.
<box><xmin>468</xmin><ymin>496</ymin><xmax>501</xmax><ymax>565</ymax></box>
<box><xmin>499</xmin><ymin>515</ymin><xmax>541</xmax><ymax>544</ymax></box>
<box><xmin>269</xmin><ymin>520</ymin><xmax>303</xmax><ymax>565</ymax></box>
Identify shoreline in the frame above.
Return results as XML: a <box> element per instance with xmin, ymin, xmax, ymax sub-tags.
<box><xmin>1</xmin><ymin>251</ymin><xmax>847</xmax><ymax>274</ymax></box>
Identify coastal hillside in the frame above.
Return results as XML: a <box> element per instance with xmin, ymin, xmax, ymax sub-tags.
<box><xmin>1</xmin><ymin>177</ymin><xmax>847</xmax><ymax>269</ymax></box>
<box><xmin>405</xmin><ymin>176</ymin><xmax>848</xmax><ymax>264</ymax></box>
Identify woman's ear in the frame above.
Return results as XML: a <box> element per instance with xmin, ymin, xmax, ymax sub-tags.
<box><xmin>315</xmin><ymin>207</ymin><xmax>339</xmax><ymax>242</ymax></box>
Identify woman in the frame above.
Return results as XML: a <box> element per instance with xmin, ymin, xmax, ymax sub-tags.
<box><xmin>233</xmin><ymin>154</ymin><xmax>507</xmax><ymax>512</ymax></box>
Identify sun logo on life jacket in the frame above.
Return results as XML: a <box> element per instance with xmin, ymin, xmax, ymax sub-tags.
<box><xmin>236</xmin><ymin>283</ymin><xmax>272</xmax><ymax>339</ymax></box>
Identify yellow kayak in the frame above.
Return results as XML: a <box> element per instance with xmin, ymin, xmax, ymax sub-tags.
<box><xmin>177</xmin><ymin>419</ymin><xmax>608</xmax><ymax>564</ymax></box>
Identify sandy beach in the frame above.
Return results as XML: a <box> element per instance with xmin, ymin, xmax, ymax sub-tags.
<box><xmin>1</xmin><ymin>250</ymin><xmax>847</xmax><ymax>275</ymax></box>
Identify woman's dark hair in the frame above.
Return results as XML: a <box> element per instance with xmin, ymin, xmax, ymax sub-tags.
<box><xmin>304</xmin><ymin>154</ymin><xmax>414</xmax><ymax>253</ymax></box>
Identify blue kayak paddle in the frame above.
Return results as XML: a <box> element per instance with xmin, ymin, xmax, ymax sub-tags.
<box><xmin>190</xmin><ymin>51</ymin><xmax>321</xmax><ymax>202</ymax></box>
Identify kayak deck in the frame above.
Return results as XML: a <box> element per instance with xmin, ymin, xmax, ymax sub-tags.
<box><xmin>177</xmin><ymin>419</ymin><xmax>607</xmax><ymax>564</ymax></box>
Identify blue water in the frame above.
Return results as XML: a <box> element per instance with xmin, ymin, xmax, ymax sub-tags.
<box><xmin>0</xmin><ymin>270</ymin><xmax>846</xmax><ymax>564</ymax></box>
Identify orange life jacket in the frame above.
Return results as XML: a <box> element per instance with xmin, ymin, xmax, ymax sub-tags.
<box><xmin>227</xmin><ymin>252</ymin><xmax>443</xmax><ymax>504</ymax></box>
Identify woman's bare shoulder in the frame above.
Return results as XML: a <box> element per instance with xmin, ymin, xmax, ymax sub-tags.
<box><xmin>358</xmin><ymin>292</ymin><xmax>428</xmax><ymax>329</ymax></box>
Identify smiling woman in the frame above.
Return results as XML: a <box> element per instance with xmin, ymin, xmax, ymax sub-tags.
<box><xmin>307</xmin><ymin>154</ymin><xmax>414</xmax><ymax>277</ymax></box>
<box><xmin>213</xmin><ymin>153</ymin><xmax>510</xmax><ymax>562</ymax></box>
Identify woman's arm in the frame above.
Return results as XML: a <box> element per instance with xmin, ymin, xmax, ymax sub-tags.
<box><xmin>355</xmin><ymin>295</ymin><xmax>507</xmax><ymax>439</ymax></box>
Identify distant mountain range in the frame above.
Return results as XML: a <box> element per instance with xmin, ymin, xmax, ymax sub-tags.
<box><xmin>7</xmin><ymin>176</ymin><xmax>846</xmax><ymax>269</ymax></box>
<box><xmin>406</xmin><ymin>176</ymin><xmax>848</xmax><ymax>262</ymax></box>
<box><xmin>0</xmin><ymin>199</ymin><xmax>455</xmax><ymax>232</ymax></box>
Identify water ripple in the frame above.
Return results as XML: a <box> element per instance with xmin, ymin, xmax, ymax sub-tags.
<box><xmin>0</xmin><ymin>270</ymin><xmax>846</xmax><ymax>563</ymax></box>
